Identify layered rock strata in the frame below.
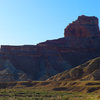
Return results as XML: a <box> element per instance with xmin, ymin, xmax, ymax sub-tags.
<box><xmin>0</xmin><ymin>15</ymin><xmax>100</xmax><ymax>81</ymax></box>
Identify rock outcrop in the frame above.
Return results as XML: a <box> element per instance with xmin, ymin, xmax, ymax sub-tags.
<box><xmin>64</xmin><ymin>15</ymin><xmax>100</xmax><ymax>37</ymax></box>
<box><xmin>0</xmin><ymin>58</ymin><xmax>30</xmax><ymax>82</ymax></box>
<box><xmin>38</xmin><ymin>16</ymin><xmax>100</xmax><ymax>51</ymax></box>
<box><xmin>47</xmin><ymin>57</ymin><xmax>100</xmax><ymax>81</ymax></box>
<box><xmin>0</xmin><ymin>15</ymin><xmax>100</xmax><ymax>81</ymax></box>
<box><xmin>0</xmin><ymin>45</ymin><xmax>72</xmax><ymax>81</ymax></box>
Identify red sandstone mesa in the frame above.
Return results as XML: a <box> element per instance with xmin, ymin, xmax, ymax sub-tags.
<box><xmin>0</xmin><ymin>15</ymin><xmax>100</xmax><ymax>81</ymax></box>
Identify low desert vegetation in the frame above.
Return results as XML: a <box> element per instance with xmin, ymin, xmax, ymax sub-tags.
<box><xmin>0</xmin><ymin>88</ymin><xmax>100</xmax><ymax>100</ymax></box>
<box><xmin>0</xmin><ymin>81</ymin><xmax>100</xmax><ymax>100</ymax></box>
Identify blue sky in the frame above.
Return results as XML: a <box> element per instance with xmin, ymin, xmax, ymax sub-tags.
<box><xmin>0</xmin><ymin>0</ymin><xmax>100</xmax><ymax>45</ymax></box>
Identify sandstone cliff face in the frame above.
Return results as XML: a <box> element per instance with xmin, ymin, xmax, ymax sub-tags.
<box><xmin>38</xmin><ymin>15</ymin><xmax>100</xmax><ymax>65</ymax></box>
<box><xmin>39</xmin><ymin>16</ymin><xmax>100</xmax><ymax>50</ymax></box>
<box><xmin>0</xmin><ymin>15</ymin><xmax>100</xmax><ymax>81</ymax></box>
<box><xmin>64</xmin><ymin>15</ymin><xmax>100</xmax><ymax>37</ymax></box>
<box><xmin>0</xmin><ymin>45</ymin><xmax>72</xmax><ymax>81</ymax></box>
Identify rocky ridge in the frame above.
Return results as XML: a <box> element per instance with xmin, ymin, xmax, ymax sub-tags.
<box><xmin>47</xmin><ymin>57</ymin><xmax>100</xmax><ymax>81</ymax></box>
<box><xmin>0</xmin><ymin>15</ymin><xmax>100</xmax><ymax>81</ymax></box>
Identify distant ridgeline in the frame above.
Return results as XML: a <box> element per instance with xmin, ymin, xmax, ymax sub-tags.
<box><xmin>0</xmin><ymin>15</ymin><xmax>100</xmax><ymax>81</ymax></box>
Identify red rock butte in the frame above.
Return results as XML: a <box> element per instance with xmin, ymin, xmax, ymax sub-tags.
<box><xmin>0</xmin><ymin>15</ymin><xmax>100</xmax><ymax>81</ymax></box>
<box><xmin>64</xmin><ymin>15</ymin><xmax>100</xmax><ymax>37</ymax></box>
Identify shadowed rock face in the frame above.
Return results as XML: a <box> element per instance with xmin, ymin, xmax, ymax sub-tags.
<box><xmin>0</xmin><ymin>45</ymin><xmax>72</xmax><ymax>81</ymax></box>
<box><xmin>0</xmin><ymin>58</ymin><xmax>30</xmax><ymax>82</ymax></box>
<box><xmin>47</xmin><ymin>57</ymin><xmax>100</xmax><ymax>81</ymax></box>
<box><xmin>0</xmin><ymin>15</ymin><xmax>100</xmax><ymax>81</ymax></box>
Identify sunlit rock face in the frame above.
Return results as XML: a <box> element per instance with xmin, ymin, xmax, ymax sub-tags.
<box><xmin>64</xmin><ymin>15</ymin><xmax>100</xmax><ymax>37</ymax></box>
<box><xmin>39</xmin><ymin>15</ymin><xmax>100</xmax><ymax>50</ymax></box>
